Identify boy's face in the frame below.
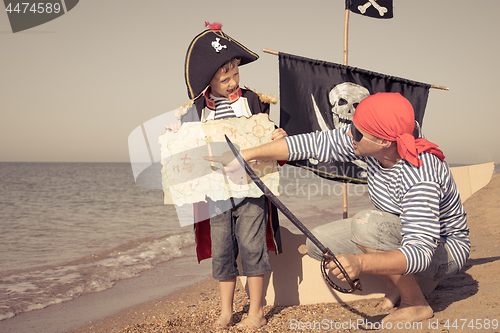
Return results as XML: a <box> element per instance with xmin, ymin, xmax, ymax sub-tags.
<box><xmin>210</xmin><ymin>64</ymin><xmax>239</xmax><ymax>98</ymax></box>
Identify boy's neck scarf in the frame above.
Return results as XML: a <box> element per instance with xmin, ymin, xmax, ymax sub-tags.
<box><xmin>352</xmin><ymin>93</ymin><xmax>445</xmax><ymax>167</ymax></box>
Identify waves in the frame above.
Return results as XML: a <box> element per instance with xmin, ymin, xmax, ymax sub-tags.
<box><xmin>0</xmin><ymin>231</ymin><xmax>195</xmax><ymax>321</ymax></box>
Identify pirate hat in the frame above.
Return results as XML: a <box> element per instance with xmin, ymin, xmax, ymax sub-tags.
<box><xmin>184</xmin><ymin>23</ymin><xmax>259</xmax><ymax>99</ymax></box>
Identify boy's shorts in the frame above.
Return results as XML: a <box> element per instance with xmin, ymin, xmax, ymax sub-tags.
<box><xmin>209</xmin><ymin>196</ymin><xmax>271</xmax><ymax>280</ymax></box>
<box><xmin>306</xmin><ymin>209</ymin><xmax>459</xmax><ymax>281</ymax></box>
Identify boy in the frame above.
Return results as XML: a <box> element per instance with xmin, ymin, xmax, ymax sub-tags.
<box><xmin>167</xmin><ymin>23</ymin><xmax>286</xmax><ymax>330</ymax></box>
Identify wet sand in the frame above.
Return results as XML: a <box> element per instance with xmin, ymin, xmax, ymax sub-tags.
<box><xmin>0</xmin><ymin>249</ymin><xmax>212</xmax><ymax>333</ymax></box>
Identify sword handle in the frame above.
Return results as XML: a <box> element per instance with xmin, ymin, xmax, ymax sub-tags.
<box><xmin>322</xmin><ymin>249</ymin><xmax>362</xmax><ymax>293</ymax></box>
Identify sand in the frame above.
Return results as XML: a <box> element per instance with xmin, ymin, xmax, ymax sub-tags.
<box><xmin>71</xmin><ymin>174</ymin><xmax>500</xmax><ymax>332</ymax></box>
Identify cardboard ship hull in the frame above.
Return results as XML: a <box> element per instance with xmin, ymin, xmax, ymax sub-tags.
<box><xmin>240</xmin><ymin>162</ymin><xmax>495</xmax><ymax>306</ymax></box>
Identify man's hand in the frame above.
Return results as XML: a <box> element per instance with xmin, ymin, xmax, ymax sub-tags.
<box><xmin>203</xmin><ymin>150</ymin><xmax>247</xmax><ymax>185</ymax></box>
<box><xmin>324</xmin><ymin>254</ymin><xmax>362</xmax><ymax>282</ymax></box>
<box><xmin>204</xmin><ymin>149</ymin><xmax>240</xmax><ymax>171</ymax></box>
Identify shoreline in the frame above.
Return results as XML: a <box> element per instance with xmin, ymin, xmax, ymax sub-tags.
<box><xmin>0</xmin><ymin>165</ymin><xmax>371</xmax><ymax>332</ymax></box>
<box><xmin>0</xmin><ymin>248</ymin><xmax>212</xmax><ymax>333</ymax></box>
<box><xmin>71</xmin><ymin>174</ymin><xmax>500</xmax><ymax>333</ymax></box>
<box><xmin>1</xmin><ymin>173</ymin><xmax>498</xmax><ymax>333</ymax></box>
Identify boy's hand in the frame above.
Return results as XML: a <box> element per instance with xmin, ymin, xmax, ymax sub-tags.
<box><xmin>165</xmin><ymin>122</ymin><xmax>182</xmax><ymax>133</ymax></box>
<box><xmin>271</xmin><ymin>128</ymin><xmax>287</xmax><ymax>140</ymax></box>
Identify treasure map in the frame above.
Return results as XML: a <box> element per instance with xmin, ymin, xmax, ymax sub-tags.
<box><xmin>159</xmin><ymin>113</ymin><xmax>280</xmax><ymax>206</ymax></box>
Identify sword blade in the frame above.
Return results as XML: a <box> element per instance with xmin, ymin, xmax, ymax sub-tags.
<box><xmin>224</xmin><ymin>136</ymin><xmax>327</xmax><ymax>253</ymax></box>
<box><xmin>224</xmin><ymin>135</ymin><xmax>361</xmax><ymax>293</ymax></box>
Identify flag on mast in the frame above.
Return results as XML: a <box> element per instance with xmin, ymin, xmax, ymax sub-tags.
<box><xmin>279</xmin><ymin>52</ymin><xmax>430</xmax><ymax>181</ymax></box>
<box><xmin>346</xmin><ymin>0</ymin><xmax>393</xmax><ymax>19</ymax></box>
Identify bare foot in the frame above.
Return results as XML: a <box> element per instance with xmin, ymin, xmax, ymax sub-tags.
<box><xmin>376</xmin><ymin>285</ymin><xmax>401</xmax><ymax>311</ymax></box>
<box><xmin>236</xmin><ymin>314</ymin><xmax>267</xmax><ymax>331</ymax></box>
<box><xmin>382</xmin><ymin>302</ymin><xmax>433</xmax><ymax>324</ymax></box>
<box><xmin>214</xmin><ymin>312</ymin><xmax>234</xmax><ymax>328</ymax></box>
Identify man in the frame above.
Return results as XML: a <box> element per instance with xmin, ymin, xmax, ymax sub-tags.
<box><xmin>215</xmin><ymin>92</ymin><xmax>470</xmax><ymax>324</ymax></box>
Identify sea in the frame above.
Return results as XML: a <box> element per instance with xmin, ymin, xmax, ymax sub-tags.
<box><xmin>0</xmin><ymin>162</ymin><xmax>194</xmax><ymax>322</ymax></box>
<box><xmin>0</xmin><ymin>161</ymin><xmax>498</xmax><ymax>322</ymax></box>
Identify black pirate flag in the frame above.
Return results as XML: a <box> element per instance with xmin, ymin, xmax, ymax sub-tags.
<box><xmin>279</xmin><ymin>52</ymin><xmax>430</xmax><ymax>181</ymax></box>
<box><xmin>346</xmin><ymin>0</ymin><xmax>393</xmax><ymax>19</ymax></box>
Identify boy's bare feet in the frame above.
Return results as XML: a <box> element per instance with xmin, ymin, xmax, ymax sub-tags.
<box><xmin>214</xmin><ymin>312</ymin><xmax>234</xmax><ymax>328</ymax></box>
<box><xmin>236</xmin><ymin>313</ymin><xmax>267</xmax><ymax>331</ymax></box>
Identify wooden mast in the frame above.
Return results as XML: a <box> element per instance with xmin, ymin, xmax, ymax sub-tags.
<box><xmin>341</xmin><ymin>8</ymin><xmax>350</xmax><ymax>219</ymax></box>
<box><xmin>263</xmin><ymin>7</ymin><xmax>448</xmax><ymax>219</ymax></box>
<box><xmin>262</xmin><ymin>49</ymin><xmax>448</xmax><ymax>91</ymax></box>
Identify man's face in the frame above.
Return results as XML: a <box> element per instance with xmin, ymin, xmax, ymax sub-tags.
<box><xmin>348</xmin><ymin>125</ymin><xmax>384</xmax><ymax>157</ymax></box>
<box><xmin>210</xmin><ymin>64</ymin><xmax>239</xmax><ymax>98</ymax></box>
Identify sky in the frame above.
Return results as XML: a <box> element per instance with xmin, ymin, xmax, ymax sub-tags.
<box><xmin>1</xmin><ymin>0</ymin><xmax>499</xmax><ymax>165</ymax></box>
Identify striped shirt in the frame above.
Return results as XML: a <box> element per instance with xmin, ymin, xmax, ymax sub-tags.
<box><xmin>285</xmin><ymin>125</ymin><xmax>470</xmax><ymax>275</ymax></box>
<box><xmin>212</xmin><ymin>96</ymin><xmax>236</xmax><ymax>119</ymax></box>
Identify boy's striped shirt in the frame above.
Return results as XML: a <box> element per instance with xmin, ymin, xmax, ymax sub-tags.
<box><xmin>213</xmin><ymin>98</ymin><xmax>236</xmax><ymax>119</ymax></box>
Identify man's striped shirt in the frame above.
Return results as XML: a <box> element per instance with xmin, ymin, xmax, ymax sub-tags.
<box><xmin>285</xmin><ymin>126</ymin><xmax>470</xmax><ymax>275</ymax></box>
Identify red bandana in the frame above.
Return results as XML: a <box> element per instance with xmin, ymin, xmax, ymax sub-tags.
<box><xmin>352</xmin><ymin>93</ymin><xmax>445</xmax><ymax>167</ymax></box>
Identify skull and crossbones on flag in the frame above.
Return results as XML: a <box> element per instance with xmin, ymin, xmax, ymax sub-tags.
<box><xmin>279</xmin><ymin>52</ymin><xmax>430</xmax><ymax>181</ymax></box>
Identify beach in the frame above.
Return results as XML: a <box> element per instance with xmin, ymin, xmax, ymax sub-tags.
<box><xmin>65</xmin><ymin>173</ymin><xmax>500</xmax><ymax>333</ymax></box>
<box><xmin>0</xmin><ymin>163</ymin><xmax>370</xmax><ymax>332</ymax></box>
<box><xmin>0</xmin><ymin>167</ymin><xmax>497</xmax><ymax>333</ymax></box>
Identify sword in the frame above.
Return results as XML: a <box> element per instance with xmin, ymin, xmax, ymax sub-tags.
<box><xmin>224</xmin><ymin>135</ymin><xmax>362</xmax><ymax>293</ymax></box>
